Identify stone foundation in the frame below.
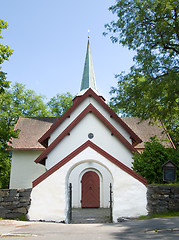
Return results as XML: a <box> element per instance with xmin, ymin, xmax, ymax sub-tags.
<box><xmin>0</xmin><ymin>189</ymin><xmax>32</xmax><ymax>219</ymax></box>
<box><xmin>147</xmin><ymin>185</ymin><xmax>179</xmax><ymax>214</ymax></box>
<box><xmin>0</xmin><ymin>186</ymin><xmax>179</xmax><ymax>219</ymax></box>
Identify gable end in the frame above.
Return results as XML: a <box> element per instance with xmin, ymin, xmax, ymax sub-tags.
<box><xmin>33</xmin><ymin>140</ymin><xmax>147</xmax><ymax>187</ymax></box>
<box><xmin>35</xmin><ymin>104</ymin><xmax>138</xmax><ymax>165</ymax></box>
<box><xmin>38</xmin><ymin>88</ymin><xmax>142</xmax><ymax>146</ymax></box>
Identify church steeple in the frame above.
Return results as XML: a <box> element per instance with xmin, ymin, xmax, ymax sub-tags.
<box><xmin>78</xmin><ymin>40</ymin><xmax>98</xmax><ymax>95</ymax></box>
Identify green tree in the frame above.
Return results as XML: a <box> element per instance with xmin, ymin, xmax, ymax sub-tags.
<box><xmin>132</xmin><ymin>138</ymin><xmax>179</xmax><ymax>184</ymax></box>
<box><xmin>104</xmin><ymin>0</ymin><xmax>179</xmax><ymax>147</ymax></box>
<box><xmin>47</xmin><ymin>92</ymin><xmax>74</xmax><ymax>116</ymax></box>
<box><xmin>0</xmin><ymin>19</ymin><xmax>74</xmax><ymax>188</ymax></box>
<box><xmin>0</xmin><ymin>82</ymin><xmax>51</xmax><ymax>143</ymax></box>
<box><xmin>0</xmin><ymin>83</ymin><xmax>51</xmax><ymax>188</ymax></box>
<box><xmin>0</xmin><ymin>19</ymin><xmax>13</xmax><ymax>93</ymax></box>
<box><xmin>6</xmin><ymin>82</ymin><xmax>51</xmax><ymax>121</ymax></box>
<box><xmin>0</xmin><ymin>19</ymin><xmax>15</xmax><ymax>188</ymax></box>
<box><xmin>0</xmin><ymin>152</ymin><xmax>10</xmax><ymax>188</ymax></box>
<box><xmin>0</xmin><ymin>82</ymin><xmax>51</xmax><ymax>146</ymax></box>
<box><xmin>0</xmin><ymin>82</ymin><xmax>74</xmax><ymax>188</ymax></box>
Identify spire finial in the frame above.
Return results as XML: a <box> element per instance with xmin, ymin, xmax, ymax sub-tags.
<box><xmin>79</xmin><ymin>39</ymin><xmax>97</xmax><ymax>93</ymax></box>
<box><xmin>88</xmin><ymin>29</ymin><xmax>90</xmax><ymax>39</ymax></box>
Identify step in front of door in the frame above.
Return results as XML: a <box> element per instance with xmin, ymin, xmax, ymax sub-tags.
<box><xmin>72</xmin><ymin>208</ymin><xmax>111</xmax><ymax>224</ymax></box>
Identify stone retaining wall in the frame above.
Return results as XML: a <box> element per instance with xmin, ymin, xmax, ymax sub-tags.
<box><xmin>0</xmin><ymin>189</ymin><xmax>32</xmax><ymax>219</ymax></box>
<box><xmin>147</xmin><ymin>185</ymin><xmax>179</xmax><ymax>214</ymax></box>
<box><xmin>0</xmin><ymin>186</ymin><xmax>179</xmax><ymax>219</ymax></box>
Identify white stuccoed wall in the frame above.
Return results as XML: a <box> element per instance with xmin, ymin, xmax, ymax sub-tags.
<box><xmin>49</xmin><ymin>97</ymin><xmax>132</xmax><ymax>145</ymax></box>
<box><xmin>46</xmin><ymin>113</ymin><xmax>134</xmax><ymax>170</ymax></box>
<box><xmin>28</xmin><ymin>147</ymin><xmax>147</xmax><ymax>223</ymax></box>
<box><xmin>10</xmin><ymin>151</ymin><xmax>46</xmax><ymax>189</ymax></box>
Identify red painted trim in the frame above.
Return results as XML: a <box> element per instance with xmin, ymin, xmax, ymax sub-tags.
<box><xmin>33</xmin><ymin>140</ymin><xmax>147</xmax><ymax>187</ymax></box>
<box><xmin>91</xmin><ymin>105</ymin><xmax>138</xmax><ymax>153</ymax></box>
<box><xmin>38</xmin><ymin>91</ymin><xmax>91</xmax><ymax>144</ymax></box>
<box><xmin>38</xmin><ymin>88</ymin><xmax>142</xmax><ymax>145</ymax></box>
<box><xmin>35</xmin><ymin>104</ymin><xmax>138</xmax><ymax>164</ymax></box>
<box><xmin>135</xmin><ymin>148</ymin><xmax>145</xmax><ymax>151</ymax></box>
<box><xmin>89</xmin><ymin>141</ymin><xmax>147</xmax><ymax>185</ymax></box>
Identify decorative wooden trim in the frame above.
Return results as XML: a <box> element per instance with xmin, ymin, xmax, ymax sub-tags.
<box><xmin>38</xmin><ymin>88</ymin><xmax>142</xmax><ymax>145</ymax></box>
<box><xmin>135</xmin><ymin>148</ymin><xmax>145</xmax><ymax>151</ymax></box>
<box><xmin>35</xmin><ymin>104</ymin><xmax>138</xmax><ymax>164</ymax></box>
<box><xmin>33</xmin><ymin>140</ymin><xmax>147</xmax><ymax>187</ymax></box>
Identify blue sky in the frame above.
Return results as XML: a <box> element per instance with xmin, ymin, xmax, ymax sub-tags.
<box><xmin>1</xmin><ymin>0</ymin><xmax>135</xmax><ymax>101</ymax></box>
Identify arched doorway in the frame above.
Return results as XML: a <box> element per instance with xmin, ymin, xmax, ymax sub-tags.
<box><xmin>67</xmin><ymin>161</ymin><xmax>113</xmax><ymax>208</ymax></box>
<box><xmin>81</xmin><ymin>171</ymin><xmax>100</xmax><ymax>208</ymax></box>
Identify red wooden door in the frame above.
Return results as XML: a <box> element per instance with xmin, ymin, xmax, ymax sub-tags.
<box><xmin>81</xmin><ymin>171</ymin><xmax>100</xmax><ymax>208</ymax></box>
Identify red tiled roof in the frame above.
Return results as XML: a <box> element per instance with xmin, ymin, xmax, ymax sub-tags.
<box><xmin>11</xmin><ymin>117</ymin><xmax>59</xmax><ymax>150</ymax></box>
<box><xmin>11</xmin><ymin>117</ymin><xmax>174</xmax><ymax>151</ymax></box>
<box><xmin>121</xmin><ymin>117</ymin><xmax>174</xmax><ymax>149</ymax></box>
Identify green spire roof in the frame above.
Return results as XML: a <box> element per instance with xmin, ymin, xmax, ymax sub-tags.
<box><xmin>80</xmin><ymin>40</ymin><xmax>97</xmax><ymax>92</ymax></box>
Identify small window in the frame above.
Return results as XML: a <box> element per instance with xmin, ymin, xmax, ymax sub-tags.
<box><xmin>88</xmin><ymin>133</ymin><xmax>94</xmax><ymax>139</ymax></box>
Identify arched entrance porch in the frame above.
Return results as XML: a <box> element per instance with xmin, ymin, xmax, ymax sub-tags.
<box><xmin>67</xmin><ymin>160</ymin><xmax>113</xmax><ymax>208</ymax></box>
<box><xmin>66</xmin><ymin>160</ymin><xmax>113</xmax><ymax>223</ymax></box>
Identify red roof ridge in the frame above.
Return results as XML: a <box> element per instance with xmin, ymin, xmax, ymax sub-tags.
<box><xmin>35</xmin><ymin>103</ymin><xmax>138</xmax><ymax>164</ymax></box>
<box><xmin>33</xmin><ymin>140</ymin><xmax>147</xmax><ymax>187</ymax></box>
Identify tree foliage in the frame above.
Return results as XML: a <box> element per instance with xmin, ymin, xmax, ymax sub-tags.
<box><xmin>0</xmin><ymin>19</ymin><xmax>13</xmax><ymax>93</ymax></box>
<box><xmin>0</xmin><ymin>82</ymin><xmax>50</xmax><ymax>188</ymax></box>
<box><xmin>1</xmin><ymin>82</ymin><xmax>51</xmax><ymax>148</ymax></box>
<box><xmin>0</xmin><ymin>20</ymin><xmax>14</xmax><ymax>188</ymax></box>
<box><xmin>0</xmin><ymin>81</ymin><xmax>74</xmax><ymax>188</ymax></box>
<box><xmin>7</xmin><ymin>82</ymin><xmax>50</xmax><ymax>119</ymax></box>
<box><xmin>0</xmin><ymin>20</ymin><xmax>74</xmax><ymax>188</ymax></box>
<box><xmin>0</xmin><ymin>151</ymin><xmax>11</xmax><ymax>189</ymax></box>
<box><xmin>105</xmin><ymin>0</ymin><xmax>179</xmax><ymax>147</ymax></box>
<box><xmin>47</xmin><ymin>92</ymin><xmax>74</xmax><ymax>116</ymax></box>
<box><xmin>132</xmin><ymin>138</ymin><xmax>179</xmax><ymax>184</ymax></box>
<box><xmin>0</xmin><ymin>21</ymin><xmax>17</xmax><ymax>149</ymax></box>
<box><xmin>1</xmin><ymin>82</ymin><xmax>51</xmax><ymax>143</ymax></box>
<box><xmin>1</xmin><ymin>83</ymin><xmax>74</xmax><ymax>149</ymax></box>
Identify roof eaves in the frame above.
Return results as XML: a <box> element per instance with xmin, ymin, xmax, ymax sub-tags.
<box><xmin>38</xmin><ymin>88</ymin><xmax>142</xmax><ymax>146</ymax></box>
<box><xmin>38</xmin><ymin>90</ymin><xmax>91</xmax><ymax>145</ymax></box>
<box><xmin>8</xmin><ymin>148</ymin><xmax>45</xmax><ymax>151</ymax></box>
<box><xmin>35</xmin><ymin>103</ymin><xmax>138</xmax><ymax>165</ymax></box>
<box><xmin>33</xmin><ymin>140</ymin><xmax>147</xmax><ymax>187</ymax></box>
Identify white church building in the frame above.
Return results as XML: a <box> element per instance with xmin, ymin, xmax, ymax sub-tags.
<box><xmin>10</xmin><ymin>40</ymin><xmax>174</xmax><ymax>223</ymax></box>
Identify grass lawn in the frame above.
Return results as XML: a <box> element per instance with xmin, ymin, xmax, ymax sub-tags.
<box><xmin>138</xmin><ymin>211</ymin><xmax>179</xmax><ymax>220</ymax></box>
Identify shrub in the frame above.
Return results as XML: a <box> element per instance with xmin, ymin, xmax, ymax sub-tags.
<box><xmin>132</xmin><ymin>138</ymin><xmax>179</xmax><ymax>184</ymax></box>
